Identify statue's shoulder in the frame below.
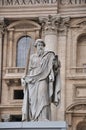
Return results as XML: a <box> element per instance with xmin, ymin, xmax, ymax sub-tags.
<box><xmin>43</xmin><ymin>51</ymin><xmax>55</xmax><ymax>57</ymax></box>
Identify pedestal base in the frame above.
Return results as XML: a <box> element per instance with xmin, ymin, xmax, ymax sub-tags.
<box><xmin>0</xmin><ymin>121</ymin><xmax>67</xmax><ymax>130</ymax></box>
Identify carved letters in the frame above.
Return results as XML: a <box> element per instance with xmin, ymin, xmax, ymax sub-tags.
<box><xmin>0</xmin><ymin>0</ymin><xmax>57</xmax><ymax>6</ymax></box>
<box><xmin>60</xmin><ymin>0</ymin><xmax>86</xmax><ymax>5</ymax></box>
<box><xmin>0</xmin><ymin>0</ymin><xmax>86</xmax><ymax>6</ymax></box>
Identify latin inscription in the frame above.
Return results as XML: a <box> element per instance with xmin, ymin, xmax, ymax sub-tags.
<box><xmin>0</xmin><ymin>0</ymin><xmax>57</xmax><ymax>6</ymax></box>
<box><xmin>0</xmin><ymin>0</ymin><xmax>86</xmax><ymax>6</ymax></box>
<box><xmin>60</xmin><ymin>0</ymin><xmax>86</xmax><ymax>5</ymax></box>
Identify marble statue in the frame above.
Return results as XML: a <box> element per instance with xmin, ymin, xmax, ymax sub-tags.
<box><xmin>21</xmin><ymin>39</ymin><xmax>61</xmax><ymax>121</ymax></box>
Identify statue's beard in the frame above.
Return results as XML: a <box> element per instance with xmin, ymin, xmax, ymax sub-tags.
<box><xmin>37</xmin><ymin>49</ymin><xmax>44</xmax><ymax>56</ymax></box>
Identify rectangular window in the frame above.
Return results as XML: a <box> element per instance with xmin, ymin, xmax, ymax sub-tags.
<box><xmin>13</xmin><ymin>90</ymin><xmax>23</xmax><ymax>100</ymax></box>
<box><xmin>10</xmin><ymin>115</ymin><xmax>22</xmax><ymax>122</ymax></box>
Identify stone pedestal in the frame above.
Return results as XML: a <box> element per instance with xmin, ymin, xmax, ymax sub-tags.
<box><xmin>0</xmin><ymin>121</ymin><xmax>67</xmax><ymax>130</ymax></box>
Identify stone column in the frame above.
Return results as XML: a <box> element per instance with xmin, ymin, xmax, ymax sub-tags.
<box><xmin>8</xmin><ymin>28</ymin><xmax>14</xmax><ymax>67</ymax></box>
<box><xmin>3</xmin><ymin>30</ymin><xmax>7</xmax><ymax>67</ymax></box>
<box><xmin>39</xmin><ymin>15</ymin><xmax>60</xmax><ymax>55</ymax></box>
<box><xmin>39</xmin><ymin>15</ymin><xmax>60</xmax><ymax>121</ymax></box>
<box><xmin>0</xmin><ymin>17</ymin><xmax>4</xmax><ymax>102</ymax></box>
<box><xmin>57</xmin><ymin>17</ymin><xmax>70</xmax><ymax>121</ymax></box>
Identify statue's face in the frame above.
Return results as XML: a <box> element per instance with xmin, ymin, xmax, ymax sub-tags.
<box><xmin>37</xmin><ymin>42</ymin><xmax>44</xmax><ymax>56</ymax></box>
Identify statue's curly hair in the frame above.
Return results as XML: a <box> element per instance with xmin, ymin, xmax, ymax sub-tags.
<box><xmin>34</xmin><ymin>39</ymin><xmax>45</xmax><ymax>47</ymax></box>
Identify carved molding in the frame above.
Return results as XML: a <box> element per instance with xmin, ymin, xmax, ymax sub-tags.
<box><xmin>4</xmin><ymin>67</ymin><xmax>24</xmax><ymax>86</ymax></box>
<box><xmin>66</xmin><ymin>102</ymin><xmax>86</xmax><ymax>113</ymax></box>
<box><xmin>7</xmin><ymin>20</ymin><xmax>41</xmax><ymax>30</ymax></box>
<box><xmin>74</xmin><ymin>85</ymin><xmax>86</xmax><ymax>99</ymax></box>
<box><xmin>73</xmin><ymin>104</ymin><xmax>86</xmax><ymax>111</ymax></box>
<box><xmin>5</xmin><ymin>78</ymin><xmax>21</xmax><ymax>86</ymax></box>
<box><xmin>71</xmin><ymin>18</ymin><xmax>86</xmax><ymax>28</ymax></box>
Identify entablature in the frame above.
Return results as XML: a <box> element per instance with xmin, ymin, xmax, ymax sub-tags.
<box><xmin>0</xmin><ymin>0</ymin><xmax>86</xmax><ymax>18</ymax></box>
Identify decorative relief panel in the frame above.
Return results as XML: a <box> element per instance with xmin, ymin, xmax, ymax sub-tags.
<box><xmin>74</xmin><ymin>85</ymin><xmax>86</xmax><ymax>99</ymax></box>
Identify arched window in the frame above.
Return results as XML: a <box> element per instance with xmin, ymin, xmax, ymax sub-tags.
<box><xmin>77</xmin><ymin>34</ymin><xmax>86</xmax><ymax>67</ymax></box>
<box><xmin>16</xmin><ymin>36</ymin><xmax>33</xmax><ymax>67</ymax></box>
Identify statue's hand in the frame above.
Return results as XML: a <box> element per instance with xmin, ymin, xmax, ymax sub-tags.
<box><xmin>54</xmin><ymin>98</ymin><xmax>59</xmax><ymax>107</ymax></box>
<box><xmin>21</xmin><ymin>76</ymin><xmax>26</xmax><ymax>87</ymax></box>
<box><xmin>49</xmin><ymin>74</ymin><xmax>54</xmax><ymax>82</ymax></box>
<box><xmin>28</xmin><ymin>78</ymin><xmax>35</xmax><ymax>84</ymax></box>
<box><xmin>54</xmin><ymin>102</ymin><xmax>59</xmax><ymax>107</ymax></box>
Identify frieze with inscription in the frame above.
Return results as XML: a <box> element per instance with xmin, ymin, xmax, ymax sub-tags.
<box><xmin>60</xmin><ymin>0</ymin><xmax>86</xmax><ymax>5</ymax></box>
<box><xmin>0</xmin><ymin>0</ymin><xmax>86</xmax><ymax>6</ymax></box>
<box><xmin>0</xmin><ymin>0</ymin><xmax>57</xmax><ymax>6</ymax></box>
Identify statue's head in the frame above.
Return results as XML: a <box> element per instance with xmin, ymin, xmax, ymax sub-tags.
<box><xmin>34</xmin><ymin>39</ymin><xmax>45</xmax><ymax>47</ymax></box>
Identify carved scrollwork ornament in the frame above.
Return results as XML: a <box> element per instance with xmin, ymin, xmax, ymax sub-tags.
<box><xmin>58</xmin><ymin>17</ymin><xmax>71</xmax><ymax>35</ymax></box>
<box><xmin>39</xmin><ymin>15</ymin><xmax>70</xmax><ymax>36</ymax></box>
<box><xmin>5</xmin><ymin>79</ymin><xmax>21</xmax><ymax>86</ymax></box>
<box><xmin>0</xmin><ymin>17</ymin><xmax>6</xmax><ymax>34</ymax></box>
<box><xmin>39</xmin><ymin>15</ymin><xmax>61</xmax><ymax>35</ymax></box>
<box><xmin>60</xmin><ymin>17</ymin><xmax>70</xmax><ymax>29</ymax></box>
<box><xmin>60</xmin><ymin>0</ymin><xmax>70</xmax><ymax>5</ymax></box>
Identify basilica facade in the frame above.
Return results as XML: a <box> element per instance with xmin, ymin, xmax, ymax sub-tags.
<box><xmin>0</xmin><ymin>0</ymin><xmax>86</xmax><ymax>130</ymax></box>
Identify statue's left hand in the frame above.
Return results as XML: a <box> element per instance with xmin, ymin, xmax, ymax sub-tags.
<box><xmin>21</xmin><ymin>76</ymin><xmax>26</xmax><ymax>87</ymax></box>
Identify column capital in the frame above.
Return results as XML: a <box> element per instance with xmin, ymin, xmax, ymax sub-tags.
<box><xmin>39</xmin><ymin>15</ymin><xmax>61</xmax><ymax>35</ymax></box>
<box><xmin>0</xmin><ymin>17</ymin><xmax>6</xmax><ymax>35</ymax></box>
<box><xmin>58</xmin><ymin>17</ymin><xmax>71</xmax><ymax>35</ymax></box>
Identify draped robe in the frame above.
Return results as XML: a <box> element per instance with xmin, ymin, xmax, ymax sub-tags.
<box><xmin>22</xmin><ymin>51</ymin><xmax>61</xmax><ymax>121</ymax></box>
